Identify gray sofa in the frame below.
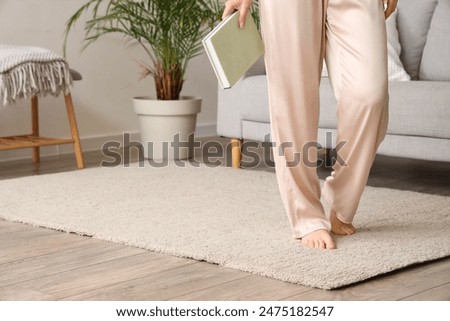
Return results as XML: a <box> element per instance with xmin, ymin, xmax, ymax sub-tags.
<box><xmin>217</xmin><ymin>0</ymin><xmax>450</xmax><ymax>168</ymax></box>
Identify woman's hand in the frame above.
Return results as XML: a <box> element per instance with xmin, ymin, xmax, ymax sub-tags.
<box><xmin>222</xmin><ymin>0</ymin><xmax>253</xmax><ymax>28</ymax></box>
<box><xmin>384</xmin><ymin>0</ymin><xmax>398</xmax><ymax>19</ymax></box>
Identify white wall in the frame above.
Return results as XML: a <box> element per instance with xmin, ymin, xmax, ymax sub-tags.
<box><xmin>0</xmin><ymin>0</ymin><xmax>219</xmax><ymax>161</ymax></box>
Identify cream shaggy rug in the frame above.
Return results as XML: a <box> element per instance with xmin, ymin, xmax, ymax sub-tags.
<box><xmin>1</xmin><ymin>163</ymin><xmax>449</xmax><ymax>290</ymax></box>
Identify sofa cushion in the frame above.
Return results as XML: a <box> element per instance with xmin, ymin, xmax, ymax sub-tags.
<box><xmin>318</xmin><ymin>79</ymin><xmax>450</xmax><ymax>140</ymax></box>
<box><xmin>387</xmin><ymin>81</ymin><xmax>450</xmax><ymax>139</ymax></box>
<box><xmin>397</xmin><ymin>0</ymin><xmax>438</xmax><ymax>80</ymax></box>
<box><xmin>419</xmin><ymin>0</ymin><xmax>450</xmax><ymax>81</ymax></box>
<box><xmin>386</xmin><ymin>10</ymin><xmax>410</xmax><ymax>81</ymax></box>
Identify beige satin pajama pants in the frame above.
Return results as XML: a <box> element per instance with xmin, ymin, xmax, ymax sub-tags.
<box><xmin>259</xmin><ymin>0</ymin><xmax>389</xmax><ymax>238</ymax></box>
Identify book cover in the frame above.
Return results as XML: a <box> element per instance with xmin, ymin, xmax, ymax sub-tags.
<box><xmin>202</xmin><ymin>11</ymin><xmax>264</xmax><ymax>89</ymax></box>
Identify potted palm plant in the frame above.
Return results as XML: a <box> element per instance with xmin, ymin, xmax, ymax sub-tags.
<box><xmin>64</xmin><ymin>0</ymin><xmax>224</xmax><ymax>160</ymax></box>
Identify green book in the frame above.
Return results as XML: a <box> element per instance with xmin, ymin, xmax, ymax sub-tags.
<box><xmin>202</xmin><ymin>11</ymin><xmax>264</xmax><ymax>89</ymax></box>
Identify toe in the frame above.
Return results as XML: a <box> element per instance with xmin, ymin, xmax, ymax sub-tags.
<box><xmin>318</xmin><ymin>240</ymin><xmax>326</xmax><ymax>249</ymax></box>
<box><xmin>315</xmin><ymin>240</ymin><xmax>322</xmax><ymax>249</ymax></box>
<box><xmin>301</xmin><ymin>238</ymin><xmax>311</xmax><ymax>248</ymax></box>
<box><xmin>324</xmin><ymin>236</ymin><xmax>336</xmax><ymax>249</ymax></box>
<box><xmin>327</xmin><ymin>241</ymin><xmax>336</xmax><ymax>249</ymax></box>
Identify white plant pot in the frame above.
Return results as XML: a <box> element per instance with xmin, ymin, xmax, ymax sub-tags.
<box><xmin>133</xmin><ymin>96</ymin><xmax>201</xmax><ymax>160</ymax></box>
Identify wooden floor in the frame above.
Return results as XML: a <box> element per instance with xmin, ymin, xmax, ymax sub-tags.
<box><xmin>0</xmin><ymin>136</ymin><xmax>449</xmax><ymax>301</ymax></box>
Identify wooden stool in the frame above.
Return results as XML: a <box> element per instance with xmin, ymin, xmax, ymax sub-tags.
<box><xmin>0</xmin><ymin>70</ymin><xmax>85</xmax><ymax>169</ymax></box>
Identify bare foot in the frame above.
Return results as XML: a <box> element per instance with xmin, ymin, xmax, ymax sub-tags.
<box><xmin>330</xmin><ymin>210</ymin><xmax>356</xmax><ymax>235</ymax></box>
<box><xmin>301</xmin><ymin>229</ymin><xmax>336</xmax><ymax>250</ymax></box>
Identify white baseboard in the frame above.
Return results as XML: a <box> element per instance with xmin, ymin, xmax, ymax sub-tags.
<box><xmin>0</xmin><ymin>122</ymin><xmax>217</xmax><ymax>163</ymax></box>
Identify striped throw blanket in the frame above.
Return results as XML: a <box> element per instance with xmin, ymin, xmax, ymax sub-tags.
<box><xmin>0</xmin><ymin>45</ymin><xmax>72</xmax><ymax>106</ymax></box>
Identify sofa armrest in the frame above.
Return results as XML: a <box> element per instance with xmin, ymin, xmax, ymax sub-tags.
<box><xmin>244</xmin><ymin>56</ymin><xmax>266</xmax><ymax>78</ymax></box>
